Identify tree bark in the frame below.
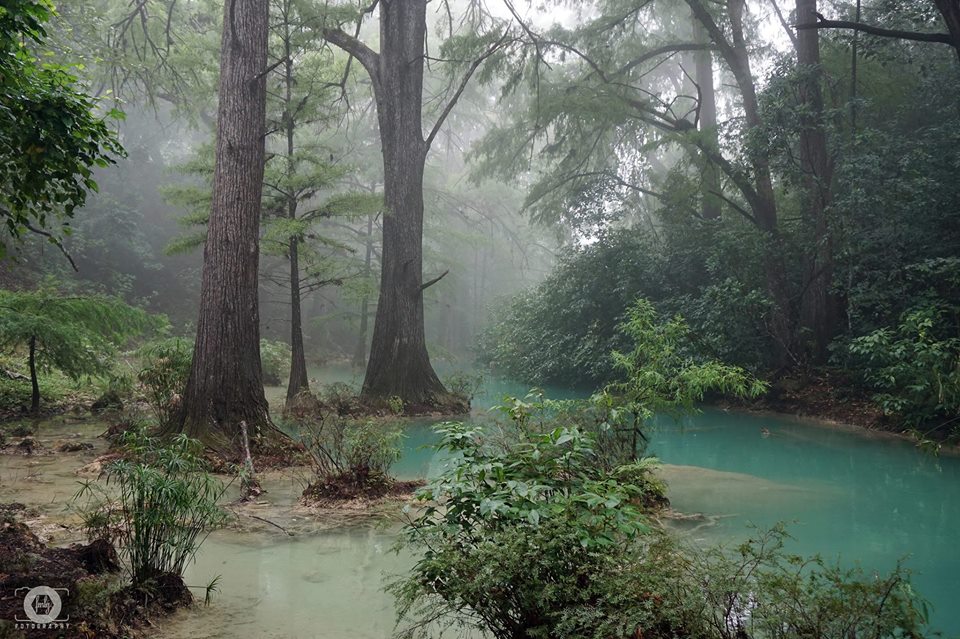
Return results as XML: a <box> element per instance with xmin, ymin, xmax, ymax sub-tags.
<box><xmin>935</xmin><ymin>0</ymin><xmax>960</xmax><ymax>62</ymax></box>
<box><xmin>287</xmin><ymin>235</ymin><xmax>309</xmax><ymax>402</ymax></box>
<box><xmin>352</xmin><ymin>210</ymin><xmax>375</xmax><ymax>369</ymax></box>
<box><xmin>693</xmin><ymin>13</ymin><xmax>722</xmax><ymax>220</ymax></box>
<box><xmin>796</xmin><ymin>0</ymin><xmax>839</xmax><ymax>363</ymax></box>
<box><xmin>325</xmin><ymin>0</ymin><xmax>448</xmax><ymax>405</ymax></box>
<box><xmin>174</xmin><ymin>0</ymin><xmax>283</xmax><ymax>452</ymax></box>
<box><xmin>28</xmin><ymin>335</ymin><xmax>39</xmax><ymax>413</ymax></box>
<box><xmin>688</xmin><ymin>0</ymin><xmax>797</xmax><ymax>368</ymax></box>
<box><xmin>283</xmin><ymin>25</ymin><xmax>309</xmax><ymax>405</ymax></box>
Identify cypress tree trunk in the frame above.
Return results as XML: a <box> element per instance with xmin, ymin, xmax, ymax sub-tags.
<box><xmin>283</xmin><ymin>35</ymin><xmax>309</xmax><ymax>405</ymax></box>
<box><xmin>693</xmin><ymin>14</ymin><xmax>722</xmax><ymax>220</ymax></box>
<box><xmin>933</xmin><ymin>0</ymin><xmax>960</xmax><ymax>63</ymax></box>
<box><xmin>325</xmin><ymin>0</ymin><xmax>447</xmax><ymax>405</ymax></box>
<box><xmin>360</xmin><ymin>0</ymin><xmax>446</xmax><ymax>404</ymax></box>
<box><xmin>28</xmin><ymin>335</ymin><xmax>39</xmax><ymax>413</ymax></box>
<box><xmin>352</xmin><ymin>211</ymin><xmax>375</xmax><ymax>370</ymax></box>
<box><xmin>287</xmin><ymin>237</ymin><xmax>309</xmax><ymax>403</ymax></box>
<box><xmin>174</xmin><ymin>0</ymin><xmax>284</xmax><ymax>452</ymax></box>
<box><xmin>796</xmin><ymin>0</ymin><xmax>839</xmax><ymax>363</ymax></box>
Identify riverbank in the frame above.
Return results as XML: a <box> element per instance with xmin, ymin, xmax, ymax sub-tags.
<box><xmin>715</xmin><ymin>369</ymin><xmax>959</xmax><ymax>453</ymax></box>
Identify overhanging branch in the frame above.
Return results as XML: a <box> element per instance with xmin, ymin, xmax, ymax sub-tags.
<box><xmin>425</xmin><ymin>33</ymin><xmax>513</xmax><ymax>149</ymax></box>
<box><xmin>795</xmin><ymin>12</ymin><xmax>954</xmax><ymax>45</ymax></box>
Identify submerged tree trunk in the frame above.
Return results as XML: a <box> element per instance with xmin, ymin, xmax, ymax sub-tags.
<box><xmin>796</xmin><ymin>0</ymin><xmax>839</xmax><ymax>363</ymax></box>
<box><xmin>28</xmin><ymin>335</ymin><xmax>39</xmax><ymax>413</ymax></box>
<box><xmin>325</xmin><ymin>0</ymin><xmax>447</xmax><ymax>405</ymax></box>
<box><xmin>174</xmin><ymin>0</ymin><xmax>282</xmax><ymax>452</ymax></box>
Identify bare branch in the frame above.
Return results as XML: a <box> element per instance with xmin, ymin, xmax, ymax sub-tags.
<box><xmin>420</xmin><ymin>270</ymin><xmax>449</xmax><ymax>291</ymax></box>
<box><xmin>24</xmin><ymin>223</ymin><xmax>78</xmax><ymax>272</ymax></box>
<box><xmin>425</xmin><ymin>32</ymin><xmax>512</xmax><ymax>150</ymax></box>
<box><xmin>795</xmin><ymin>12</ymin><xmax>954</xmax><ymax>45</ymax></box>
<box><xmin>322</xmin><ymin>28</ymin><xmax>381</xmax><ymax>92</ymax></box>
<box><xmin>769</xmin><ymin>0</ymin><xmax>799</xmax><ymax>50</ymax></box>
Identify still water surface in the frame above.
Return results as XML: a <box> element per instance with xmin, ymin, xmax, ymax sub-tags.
<box><xmin>162</xmin><ymin>371</ymin><xmax>960</xmax><ymax>638</ymax></box>
<box><xmin>4</xmin><ymin>370</ymin><xmax>953</xmax><ymax>637</ymax></box>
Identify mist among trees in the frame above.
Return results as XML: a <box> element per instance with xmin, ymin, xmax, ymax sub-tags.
<box><xmin>0</xmin><ymin>0</ymin><xmax>957</xmax><ymax>636</ymax></box>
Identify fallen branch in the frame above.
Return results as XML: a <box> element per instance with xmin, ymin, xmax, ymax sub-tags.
<box><xmin>238</xmin><ymin>420</ymin><xmax>263</xmax><ymax>501</ymax></box>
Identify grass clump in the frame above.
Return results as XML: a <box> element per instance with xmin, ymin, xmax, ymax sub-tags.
<box><xmin>76</xmin><ymin>424</ymin><xmax>230</xmax><ymax>586</ymax></box>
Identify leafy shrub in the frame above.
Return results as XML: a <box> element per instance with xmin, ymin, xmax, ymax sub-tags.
<box><xmin>76</xmin><ymin>425</ymin><xmax>229</xmax><ymax>586</ymax></box>
<box><xmin>136</xmin><ymin>338</ymin><xmax>192</xmax><ymax>428</ymax></box>
<box><xmin>260</xmin><ymin>338</ymin><xmax>290</xmax><ymax>386</ymax></box>
<box><xmin>301</xmin><ymin>416</ymin><xmax>402</xmax><ymax>494</ymax></box>
<box><xmin>443</xmin><ymin>370</ymin><xmax>484</xmax><ymax>401</ymax></box>
<box><xmin>386</xmin><ymin>395</ymin><xmax>404</xmax><ymax>415</ymax></box>
<box><xmin>392</xmin><ymin>421</ymin><xmax>656</xmax><ymax>638</ymax></box>
<box><xmin>393</xmin><ymin>423</ymin><xmax>931</xmax><ymax>639</ymax></box>
<box><xmin>849</xmin><ymin>304</ymin><xmax>960</xmax><ymax>427</ymax></box>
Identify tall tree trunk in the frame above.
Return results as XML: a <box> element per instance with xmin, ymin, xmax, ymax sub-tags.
<box><xmin>287</xmin><ymin>237</ymin><xmax>309</xmax><ymax>402</ymax></box>
<box><xmin>693</xmin><ymin>13</ymin><xmax>722</xmax><ymax>220</ymax></box>
<box><xmin>352</xmin><ymin>211</ymin><xmax>375</xmax><ymax>369</ymax></box>
<box><xmin>174</xmin><ymin>0</ymin><xmax>282</xmax><ymax>452</ymax></box>
<box><xmin>796</xmin><ymin>0</ymin><xmax>839</xmax><ymax>363</ymax></box>
<box><xmin>283</xmin><ymin>32</ymin><xmax>309</xmax><ymax>404</ymax></box>
<box><xmin>326</xmin><ymin>0</ymin><xmax>447</xmax><ymax>405</ymax></box>
<box><xmin>28</xmin><ymin>335</ymin><xmax>39</xmax><ymax>413</ymax></box>
<box><xmin>933</xmin><ymin>0</ymin><xmax>960</xmax><ymax>63</ymax></box>
<box><xmin>689</xmin><ymin>0</ymin><xmax>797</xmax><ymax>368</ymax></box>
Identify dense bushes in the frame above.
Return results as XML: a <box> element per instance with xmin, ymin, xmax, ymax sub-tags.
<box><xmin>849</xmin><ymin>304</ymin><xmax>960</xmax><ymax>430</ymax></box>
<box><xmin>476</xmin><ymin>225</ymin><xmax>772</xmax><ymax>388</ymax></box>
<box><xmin>393</xmin><ymin>421</ymin><xmax>929</xmax><ymax>639</ymax></box>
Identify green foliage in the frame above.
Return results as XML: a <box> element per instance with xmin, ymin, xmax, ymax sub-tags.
<box><xmin>0</xmin><ymin>286</ymin><xmax>159</xmax><ymax>410</ymax></box>
<box><xmin>608</xmin><ymin>298</ymin><xmax>768</xmax><ymax>419</ymax></box>
<box><xmin>136</xmin><ymin>338</ymin><xmax>192</xmax><ymax>428</ymax></box>
<box><xmin>0</xmin><ymin>287</ymin><xmax>156</xmax><ymax>378</ymax></box>
<box><xmin>443</xmin><ymin>370</ymin><xmax>484</xmax><ymax>402</ymax></box>
<box><xmin>392</xmin><ymin>420</ymin><xmax>653</xmax><ymax>639</ymax></box>
<box><xmin>477</xmin><ymin>225</ymin><xmax>771</xmax><ymax>388</ymax></box>
<box><xmin>0</xmin><ymin>0</ymin><xmax>123</xmax><ymax>250</ymax></box>
<box><xmin>687</xmin><ymin>525</ymin><xmax>930</xmax><ymax>639</ymax></box>
<box><xmin>849</xmin><ymin>304</ymin><xmax>960</xmax><ymax>427</ymax></box>
<box><xmin>259</xmin><ymin>338</ymin><xmax>290</xmax><ymax>386</ymax></box>
<box><xmin>386</xmin><ymin>395</ymin><xmax>404</xmax><ymax>416</ymax></box>
<box><xmin>301</xmin><ymin>416</ymin><xmax>402</xmax><ymax>489</ymax></box>
<box><xmin>76</xmin><ymin>424</ymin><xmax>229</xmax><ymax>586</ymax></box>
<box><xmin>394</xmin><ymin>422</ymin><xmax>930</xmax><ymax>639</ymax></box>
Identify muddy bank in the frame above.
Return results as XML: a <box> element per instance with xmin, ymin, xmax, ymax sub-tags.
<box><xmin>0</xmin><ymin>504</ymin><xmax>190</xmax><ymax>639</ymax></box>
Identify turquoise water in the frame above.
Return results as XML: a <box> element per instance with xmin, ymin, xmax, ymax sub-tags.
<box><xmin>648</xmin><ymin>409</ymin><xmax>960</xmax><ymax>637</ymax></box>
<box><xmin>168</xmin><ymin>371</ymin><xmax>958</xmax><ymax>638</ymax></box>
<box><xmin>398</xmin><ymin>377</ymin><xmax>960</xmax><ymax>636</ymax></box>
